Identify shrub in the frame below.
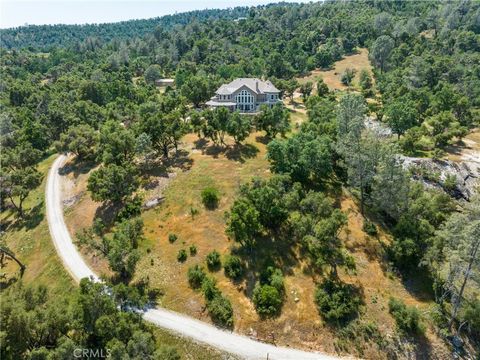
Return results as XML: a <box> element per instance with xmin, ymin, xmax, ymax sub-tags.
<box><xmin>341</xmin><ymin>68</ymin><xmax>356</xmax><ymax>86</ymax></box>
<box><xmin>168</xmin><ymin>233</ymin><xmax>178</xmax><ymax>243</ymax></box>
<box><xmin>314</xmin><ymin>279</ymin><xmax>361</xmax><ymax>324</ymax></box>
<box><xmin>206</xmin><ymin>294</ymin><xmax>233</xmax><ymax>329</ymax></box>
<box><xmin>260</xmin><ymin>266</ymin><xmax>284</xmax><ymax>293</ymax></box>
<box><xmin>190</xmin><ymin>206</ymin><xmax>199</xmax><ymax>219</ymax></box>
<box><xmin>177</xmin><ymin>249</ymin><xmax>187</xmax><ymax>262</ymax></box>
<box><xmin>252</xmin><ymin>284</ymin><xmax>283</xmax><ymax>317</ymax></box>
<box><xmin>154</xmin><ymin>346</ymin><xmax>181</xmax><ymax>360</ymax></box>
<box><xmin>189</xmin><ymin>244</ymin><xmax>197</xmax><ymax>256</ymax></box>
<box><xmin>463</xmin><ymin>300</ymin><xmax>480</xmax><ymax>337</ymax></box>
<box><xmin>187</xmin><ymin>265</ymin><xmax>206</xmax><ymax>289</ymax></box>
<box><xmin>201</xmin><ymin>276</ymin><xmax>220</xmax><ymax>301</ymax></box>
<box><xmin>432</xmin><ymin>148</ymin><xmax>445</xmax><ymax>160</ymax></box>
<box><xmin>362</xmin><ymin>220</ymin><xmax>378</xmax><ymax>236</ymax></box>
<box><xmin>201</xmin><ymin>187</ymin><xmax>220</xmax><ymax>209</ymax></box>
<box><xmin>206</xmin><ymin>250</ymin><xmax>221</xmax><ymax>271</ymax></box>
<box><xmin>223</xmin><ymin>255</ymin><xmax>244</xmax><ymax>280</ymax></box>
<box><xmin>116</xmin><ymin>195</ymin><xmax>142</xmax><ymax>221</ymax></box>
<box><xmin>443</xmin><ymin>174</ymin><xmax>457</xmax><ymax>191</ymax></box>
<box><xmin>388</xmin><ymin>297</ymin><xmax>424</xmax><ymax>335</ymax></box>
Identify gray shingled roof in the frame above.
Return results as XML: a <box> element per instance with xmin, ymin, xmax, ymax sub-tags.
<box><xmin>216</xmin><ymin>78</ymin><xmax>280</xmax><ymax>95</ymax></box>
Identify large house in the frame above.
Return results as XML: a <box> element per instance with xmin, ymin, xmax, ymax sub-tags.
<box><xmin>206</xmin><ymin>78</ymin><xmax>281</xmax><ymax>113</ymax></box>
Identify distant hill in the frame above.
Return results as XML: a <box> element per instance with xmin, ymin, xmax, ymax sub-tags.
<box><xmin>0</xmin><ymin>6</ymin><xmax>254</xmax><ymax>50</ymax></box>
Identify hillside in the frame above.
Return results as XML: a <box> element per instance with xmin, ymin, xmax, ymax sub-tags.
<box><xmin>1</xmin><ymin>0</ymin><xmax>479</xmax><ymax>358</ymax></box>
<box><xmin>0</xmin><ymin>6</ymin><xmax>252</xmax><ymax>50</ymax></box>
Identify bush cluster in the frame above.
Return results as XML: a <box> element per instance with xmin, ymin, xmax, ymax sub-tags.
<box><xmin>388</xmin><ymin>297</ymin><xmax>424</xmax><ymax>335</ymax></box>
<box><xmin>314</xmin><ymin>278</ymin><xmax>362</xmax><ymax>324</ymax></box>
<box><xmin>362</xmin><ymin>220</ymin><xmax>378</xmax><ymax>236</ymax></box>
<box><xmin>201</xmin><ymin>187</ymin><xmax>220</xmax><ymax>209</ymax></box>
<box><xmin>187</xmin><ymin>264</ymin><xmax>206</xmax><ymax>289</ymax></box>
<box><xmin>206</xmin><ymin>250</ymin><xmax>221</xmax><ymax>271</ymax></box>
<box><xmin>168</xmin><ymin>233</ymin><xmax>178</xmax><ymax>243</ymax></box>
<box><xmin>252</xmin><ymin>266</ymin><xmax>285</xmax><ymax>317</ymax></box>
<box><xmin>186</xmin><ymin>265</ymin><xmax>233</xmax><ymax>328</ymax></box>
<box><xmin>223</xmin><ymin>255</ymin><xmax>244</xmax><ymax>280</ymax></box>
<box><xmin>177</xmin><ymin>249</ymin><xmax>187</xmax><ymax>262</ymax></box>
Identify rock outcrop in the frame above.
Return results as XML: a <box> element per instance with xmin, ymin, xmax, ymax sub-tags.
<box><xmin>401</xmin><ymin>156</ymin><xmax>479</xmax><ymax>200</ymax></box>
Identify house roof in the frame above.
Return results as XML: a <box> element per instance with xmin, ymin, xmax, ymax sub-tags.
<box><xmin>216</xmin><ymin>78</ymin><xmax>280</xmax><ymax>95</ymax></box>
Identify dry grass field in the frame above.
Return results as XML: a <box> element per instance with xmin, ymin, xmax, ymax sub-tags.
<box><xmin>297</xmin><ymin>48</ymin><xmax>374</xmax><ymax>93</ymax></box>
<box><xmin>0</xmin><ymin>155</ymin><xmax>236</xmax><ymax>360</ymax></box>
<box><xmin>61</xmin><ymin>108</ymin><xmax>450</xmax><ymax>357</ymax></box>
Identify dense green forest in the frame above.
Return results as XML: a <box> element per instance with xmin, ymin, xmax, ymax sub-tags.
<box><xmin>0</xmin><ymin>7</ymin><xmax>253</xmax><ymax>50</ymax></box>
<box><xmin>1</xmin><ymin>0</ymin><xmax>479</xmax><ymax>358</ymax></box>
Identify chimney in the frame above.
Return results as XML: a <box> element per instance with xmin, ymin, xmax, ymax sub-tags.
<box><xmin>256</xmin><ymin>80</ymin><xmax>259</xmax><ymax>93</ymax></box>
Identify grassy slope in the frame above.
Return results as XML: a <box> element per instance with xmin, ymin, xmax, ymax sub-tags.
<box><xmin>1</xmin><ymin>154</ymin><xmax>73</xmax><ymax>295</ymax></box>
<box><xmin>59</xmin><ymin>51</ymin><xmax>453</xmax><ymax>358</ymax></box>
<box><xmin>297</xmin><ymin>48</ymin><xmax>374</xmax><ymax>94</ymax></box>
<box><xmin>62</xmin><ymin>113</ymin><xmax>451</xmax><ymax>358</ymax></box>
<box><xmin>0</xmin><ymin>155</ymin><xmax>230</xmax><ymax>360</ymax></box>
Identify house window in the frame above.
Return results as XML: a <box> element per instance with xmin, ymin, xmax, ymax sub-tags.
<box><xmin>235</xmin><ymin>90</ymin><xmax>254</xmax><ymax>109</ymax></box>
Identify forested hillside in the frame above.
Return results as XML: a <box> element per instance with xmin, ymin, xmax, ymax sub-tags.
<box><xmin>0</xmin><ymin>6</ymin><xmax>252</xmax><ymax>50</ymax></box>
<box><xmin>1</xmin><ymin>0</ymin><xmax>479</xmax><ymax>359</ymax></box>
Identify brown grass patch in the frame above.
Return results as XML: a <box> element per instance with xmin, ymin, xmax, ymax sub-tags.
<box><xmin>297</xmin><ymin>48</ymin><xmax>374</xmax><ymax>93</ymax></box>
<box><xmin>62</xmin><ymin>116</ymin><xmax>449</xmax><ymax>357</ymax></box>
<box><xmin>444</xmin><ymin>128</ymin><xmax>480</xmax><ymax>163</ymax></box>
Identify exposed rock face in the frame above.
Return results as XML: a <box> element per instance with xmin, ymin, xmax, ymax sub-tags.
<box><xmin>400</xmin><ymin>156</ymin><xmax>480</xmax><ymax>200</ymax></box>
<box><xmin>364</xmin><ymin>116</ymin><xmax>393</xmax><ymax>137</ymax></box>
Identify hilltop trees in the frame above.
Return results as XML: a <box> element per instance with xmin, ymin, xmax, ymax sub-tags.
<box><xmin>299</xmin><ymin>81</ymin><xmax>313</xmax><ymax>100</ymax></box>
<box><xmin>192</xmin><ymin>108</ymin><xmax>253</xmax><ymax>146</ymax></box>
<box><xmin>384</xmin><ymin>98</ymin><xmax>418</xmax><ymax>138</ymax></box>
<box><xmin>144</xmin><ymin>64</ymin><xmax>162</xmax><ymax>84</ymax></box>
<box><xmin>107</xmin><ymin>218</ymin><xmax>144</xmax><ymax>279</ymax></box>
<box><xmin>98</xmin><ymin>120</ymin><xmax>136</xmax><ymax>166</ymax></box>
<box><xmin>226</xmin><ymin>111</ymin><xmax>251</xmax><ymax>144</ymax></box>
<box><xmin>138</xmin><ymin>110</ymin><xmax>187</xmax><ymax>158</ymax></box>
<box><xmin>181</xmin><ymin>75</ymin><xmax>213</xmax><ymax>107</ymax></box>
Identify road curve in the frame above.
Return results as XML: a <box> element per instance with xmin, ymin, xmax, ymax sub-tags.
<box><xmin>46</xmin><ymin>154</ymin><xmax>339</xmax><ymax>360</ymax></box>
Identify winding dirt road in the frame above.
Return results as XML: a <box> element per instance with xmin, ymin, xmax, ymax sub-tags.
<box><xmin>46</xmin><ymin>154</ymin><xmax>339</xmax><ymax>360</ymax></box>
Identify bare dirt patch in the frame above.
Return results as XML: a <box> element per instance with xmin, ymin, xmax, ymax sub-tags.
<box><xmin>445</xmin><ymin>129</ymin><xmax>480</xmax><ymax>164</ymax></box>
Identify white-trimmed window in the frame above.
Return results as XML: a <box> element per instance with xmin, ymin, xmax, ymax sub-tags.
<box><xmin>235</xmin><ymin>90</ymin><xmax>254</xmax><ymax>106</ymax></box>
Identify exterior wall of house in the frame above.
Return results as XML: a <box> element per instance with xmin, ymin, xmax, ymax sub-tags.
<box><xmin>231</xmin><ymin>86</ymin><xmax>257</xmax><ymax>112</ymax></box>
<box><xmin>209</xmin><ymin>82</ymin><xmax>281</xmax><ymax>113</ymax></box>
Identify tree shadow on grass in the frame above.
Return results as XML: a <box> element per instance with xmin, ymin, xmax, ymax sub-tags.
<box><xmin>225</xmin><ymin>143</ymin><xmax>259</xmax><ymax>163</ymax></box>
<box><xmin>204</xmin><ymin>144</ymin><xmax>224</xmax><ymax>158</ymax></box>
<box><xmin>193</xmin><ymin>137</ymin><xmax>209</xmax><ymax>150</ymax></box>
<box><xmin>94</xmin><ymin>202</ymin><xmax>124</xmax><ymax>230</ymax></box>
<box><xmin>400</xmin><ymin>270</ymin><xmax>435</xmax><ymax>302</ymax></box>
<box><xmin>255</xmin><ymin>135</ymin><xmax>270</xmax><ymax>145</ymax></box>
<box><xmin>8</xmin><ymin>201</ymin><xmax>44</xmax><ymax>231</ymax></box>
<box><xmin>232</xmin><ymin>234</ymin><xmax>299</xmax><ymax>301</ymax></box>
<box><xmin>58</xmin><ymin>158</ymin><xmax>96</xmax><ymax>178</ymax></box>
<box><xmin>163</xmin><ymin>149</ymin><xmax>194</xmax><ymax>171</ymax></box>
